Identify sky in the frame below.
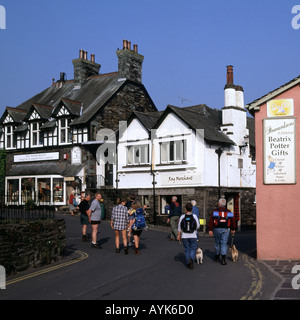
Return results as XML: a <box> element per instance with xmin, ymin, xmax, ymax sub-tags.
<box><xmin>0</xmin><ymin>0</ymin><xmax>299</xmax><ymax>115</ymax></box>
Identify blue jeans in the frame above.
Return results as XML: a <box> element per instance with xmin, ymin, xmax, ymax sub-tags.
<box><xmin>213</xmin><ymin>228</ymin><xmax>229</xmax><ymax>256</ymax></box>
<box><xmin>182</xmin><ymin>238</ymin><xmax>198</xmax><ymax>265</ymax></box>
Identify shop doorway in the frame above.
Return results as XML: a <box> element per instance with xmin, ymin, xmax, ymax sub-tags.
<box><xmin>225</xmin><ymin>193</ymin><xmax>241</xmax><ymax>231</ymax></box>
<box><xmin>160</xmin><ymin>195</ymin><xmax>182</xmax><ymax>215</ymax></box>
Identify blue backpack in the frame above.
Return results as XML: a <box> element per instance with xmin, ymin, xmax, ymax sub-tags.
<box><xmin>132</xmin><ymin>208</ymin><xmax>147</xmax><ymax>231</ymax></box>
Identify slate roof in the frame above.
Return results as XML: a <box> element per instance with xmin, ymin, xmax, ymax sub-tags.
<box><xmin>129</xmin><ymin>104</ymin><xmax>255</xmax><ymax>147</ymax></box>
<box><xmin>0</xmin><ymin>72</ymin><xmax>130</xmax><ymax>126</ymax></box>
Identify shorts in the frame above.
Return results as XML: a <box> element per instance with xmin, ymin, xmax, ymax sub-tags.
<box><xmin>132</xmin><ymin>229</ymin><xmax>143</xmax><ymax>237</ymax></box>
<box><xmin>80</xmin><ymin>214</ymin><xmax>90</xmax><ymax>225</ymax></box>
<box><xmin>91</xmin><ymin>220</ymin><xmax>101</xmax><ymax>225</ymax></box>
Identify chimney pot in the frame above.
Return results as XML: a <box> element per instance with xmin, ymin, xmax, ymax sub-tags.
<box><xmin>123</xmin><ymin>39</ymin><xmax>128</xmax><ymax>50</ymax></box>
<box><xmin>128</xmin><ymin>41</ymin><xmax>131</xmax><ymax>50</ymax></box>
<box><xmin>79</xmin><ymin>49</ymin><xmax>84</xmax><ymax>59</ymax></box>
<box><xmin>226</xmin><ymin>65</ymin><xmax>234</xmax><ymax>85</ymax></box>
<box><xmin>91</xmin><ymin>54</ymin><xmax>95</xmax><ymax>63</ymax></box>
<box><xmin>133</xmin><ymin>44</ymin><xmax>138</xmax><ymax>53</ymax></box>
<box><xmin>83</xmin><ymin>51</ymin><xmax>87</xmax><ymax>60</ymax></box>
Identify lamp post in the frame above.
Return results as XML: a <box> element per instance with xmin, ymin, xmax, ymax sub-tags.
<box><xmin>215</xmin><ymin>148</ymin><xmax>223</xmax><ymax>199</ymax></box>
<box><xmin>151</xmin><ymin>143</ymin><xmax>157</xmax><ymax>225</ymax></box>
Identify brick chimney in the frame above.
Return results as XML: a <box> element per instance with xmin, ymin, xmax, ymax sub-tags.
<box><xmin>72</xmin><ymin>50</ymin><xmax>101</xmax><ymax>86</ymax></box>
<box><xmin>116</xmin><ymin>39</ymin><xmax>144</xmax><ymax>83</ymax></box>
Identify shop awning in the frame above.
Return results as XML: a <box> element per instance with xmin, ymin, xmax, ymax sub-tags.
<box><xmin>7</xmin><ymin>162</ymin><xmax>64</xmax><ymax>176</ymax></box>
<box><xmin>61</xmin><ymin>164</ymin><xmax>84</xmax><ymax>177</ymax></box>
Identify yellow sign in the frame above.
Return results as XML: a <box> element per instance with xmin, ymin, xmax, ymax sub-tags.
<box><xmin>267</xmin><ymin>99</ymin><xmax>294</xmax><ymax>117</ymax></box>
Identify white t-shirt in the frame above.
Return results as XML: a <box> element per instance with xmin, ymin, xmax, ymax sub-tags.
<box><xmin>178</xmin><ymin>213</ymin><xmax>200</xmax><ymax>239</ymax></box>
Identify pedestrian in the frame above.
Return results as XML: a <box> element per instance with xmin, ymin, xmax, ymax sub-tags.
<box><xmin>164</xmin><ymin>202</ymin><xmax>170</xmax><ymax>215</ymax></box>
<box><xmin>167</xmin><ymin>196</ymin><xmax>182</xmax><ymax>241</ymax></box>
<box><xmin>89</xmin><ymin>192</ymin><xmax>103</xmax><ymax>249</ymax></box>
<box><xmin>208</xmin><ymin>197</ymin><xmax>236</xmax><ymax>265</ymax></box>
<box><xmin>177</xmin><ymin>202</ymin><xmax>200</xmax><ymax>269</ymax></box>
<box><xmin>78</xmin><ymin>192</ymin><xmax>91</xmax><ymax>242</ymax></box>
<box><xmin>130</xmin><ymin>200</ymin><xmax>146</xmax><ymax>255</ymax></box>
<box><xmin>69</xmin><ymin>190</ymin><xmax>79</xmax><ymax>215</ymax></box>
<box><xmin>111</xmin><ymin>198</ymin><xmax>130</xmax><ymax>254</ymax></box>
<box><xmin>191</xmin><ymin>200</ymin><xmax>200</xmax><ymax>241</ymax></box>
<box><xmin>126</xmin><ymin>194</ymin><xmax>136</xmax><ymax>246</ymax></box>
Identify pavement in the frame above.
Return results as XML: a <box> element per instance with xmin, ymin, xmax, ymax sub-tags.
<box><xmin>1</xmin><ymin>213</ymin><xmax>299</xmax><ymax>301</ymax></box>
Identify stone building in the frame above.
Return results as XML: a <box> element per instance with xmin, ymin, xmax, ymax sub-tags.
<box><xmin>1</xmin><ymin>40</ymin><xmax>157</xmax><ymax>206</ymax></box>
<box><xmin>116</xmin><ymin>66</ymin><xmax>256</xmax><ymax>229</ymax></box>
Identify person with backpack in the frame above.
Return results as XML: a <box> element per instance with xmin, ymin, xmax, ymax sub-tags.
<box><xmin>177</xmin><ymin>202</ymin><xmax>200</xmax><ymax>269</ymax></box>
<box><xmin>208</xmin><ymin>197</ymin><xmax>236</xmax><ymax>265</ymax></box>
<box><xmin>130</xmin><ymin>200</ymin><xmax>147</xmax><ymax>255</ymax></box>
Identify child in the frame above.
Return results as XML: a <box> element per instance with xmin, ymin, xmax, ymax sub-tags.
<box><xmin>177</xmin><ymin>203</ymin><xmax>200</xmax><ymax>269</ymax></box>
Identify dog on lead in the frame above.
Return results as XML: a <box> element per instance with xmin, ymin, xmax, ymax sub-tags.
<box><xmin>230</xmin><ymin>244</ymin><xmax>238</xmax><ymax>262</ymax></box>
<box><xmin>195</xmin><ymin>247</ymin><xmax>203</xmax><ymax>264</ymax></box>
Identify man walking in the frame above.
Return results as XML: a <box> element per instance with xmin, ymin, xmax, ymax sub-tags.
<box><xmin>177</xmin><ymin>203</ymin><xmax>200</xmax><ymax>269</ymax></box>
<box><xmin>78</xmin><ymin>193</ymin><xmax>91</xmax><ymax>242</ymax></box>
<box><xmin>208</xmin><ymin>197</ymin><xmax>236</xmax><ymax>265</ymax></box>
<box><xmin>167</xmin><ymin>196</ymin><xmax>182</xmax><ymax>241</ymax></box>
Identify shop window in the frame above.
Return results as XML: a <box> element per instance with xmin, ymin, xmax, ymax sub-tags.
<box><xmin>37</xmin><ymin>178</ymin><xmax>51</xmax><ymax>203</ymax></box>
<box><xmin>7</xmin><ymin>179</ymin><xmax>19</xmax><ymax>203</ymax></box>
<box><xmin>21</xmin><ymin>178</ymin><xmax>36</xmax><ymax>202</ymax></box>
<box><xmin>53</xmin><ymin>178</ymin><xmax>64</xmax><ymax>203</ymax></box>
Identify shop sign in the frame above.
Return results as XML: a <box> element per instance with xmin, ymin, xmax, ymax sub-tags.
<box><xmin>267</xmin><ymin>99</ymin><xmax>294</xmax><ymax>117</ymax></box>
<box><xmin>161</xmin><ymin>173</ymin><xmax>201</xmax><ymax>186</ymax></box>
<box><xmin>14</xmin><ymin>152</ymin><xmax>59</xmax><ymax>163</ymax></box>
<box><xmin>263</xmin><ymin>118</ymin><xmax>296</xmax><ymax>184</ymax></box>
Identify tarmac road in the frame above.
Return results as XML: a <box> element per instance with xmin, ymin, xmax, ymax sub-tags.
<box><xmin>0</xmin><ymin>213</ymin><xmax>281</xmax><ymax>301</ymax></box>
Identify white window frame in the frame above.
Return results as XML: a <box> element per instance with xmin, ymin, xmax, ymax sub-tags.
<box><xmin>127</xmin><ymin>144</ymin><xmax>149</xmax><ymax>165</ymax></box>
<box><xmin>30</xmin><ymin>122</ymin><xmax>42</xmax><ymax>148</ymax></box>
<box><xmin>5</xmin><ymin>125</ymin><xmax>14</xmax><ymax>149</ymax></box>
<box><xmin>59</xmin><ymin>118</ymin><xmax>71</xmax><ymax>145</ymax></box>
<box><xmin>160</xmin><ymin>139</ymin><xmax>187</xmax><ymax>164</ymax></box>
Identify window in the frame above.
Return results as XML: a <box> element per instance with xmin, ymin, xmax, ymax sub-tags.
<box><xmin>37</xmin><ymin>178</ymin><xmax>51</xmax><ymax>203</ymax></box>
<box><xmin>160</xmin><ymin>140</ymin><xmax>187</xmax><ymax>164</ymax></box>
<box><xmin>21</xmin><ymin>178</ymin><xmax>36</xmax><ymax>202</ymax></box>
<box><xmin>7</xmin><ymin>179</ymin><xmax>19</xmax><ymax>203</ymax></box>
<box><xmin>5</xmin><ymin>126</ymin><xmax>14</xmax><ymax>149</ymax></box>
<box><xmin>127</xmin><ymin>144</ymin><xmax>149</xmax><ymax>165</ymax></box>
<box><xmin>53</xmin><ymin>178</ymin><xmax>64</xmax><ymax>203</ymax></box>
<box><xmin>59</xmin><ymin>119</ymin><xmax>71</xmax><ymax>144</ymax></box>
<box><xmin>31</xmin><ymin>122</ymin><xmax>42</xmax><ymax>147</ymax></box>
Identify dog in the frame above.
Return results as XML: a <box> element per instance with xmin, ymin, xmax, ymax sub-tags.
<box><xmin>230</xmin><ymin>244</ymin><xmax>238</xmax><ymax>262</ymax></box>
<box><xmin>195</xmin><ymin>247</ymin><xmax>203</xmax><ymax>264</ymax></box>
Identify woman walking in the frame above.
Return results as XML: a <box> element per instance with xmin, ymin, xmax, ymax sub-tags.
<box><xmin>111</xmin><ymin>198</ymin><xmax>130</xmax><ymax>254</ymax></box>
<box><xmin>89</xmin><ymin>192</ymin><xmax>103</xmax><ymax>249</ymax></box>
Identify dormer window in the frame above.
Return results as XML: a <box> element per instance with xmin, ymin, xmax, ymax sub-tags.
<box><xmin>5</xmin><ymin>125</ymin><xmax>14</xmax><ymax>149</ymax></box>
<box><xmin>59</xmin><ymin>118</ymin><xmax>71</xmax><ymax>144</ymax></box>
<box><xmin>30</xmin><ymin>122</ymin><xmax>42</xmax><ymax>147</ymax></box>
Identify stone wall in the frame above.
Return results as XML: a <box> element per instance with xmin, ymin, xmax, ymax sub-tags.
<box><xmin>0</xmin><ymin>219</ymin><xmax>66</xmax><ymax>275</ymax></box>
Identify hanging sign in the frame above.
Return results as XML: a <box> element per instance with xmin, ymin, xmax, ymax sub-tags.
<box><xmin>263</xmin><ymin>118</ymin><xmax>296</xmax><ymax>184</ymax></box>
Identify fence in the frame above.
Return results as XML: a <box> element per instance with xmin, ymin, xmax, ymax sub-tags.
<box><xmin>0</xmin><ymin>194</ymin><xmax>55</xmax><ymax>223</ymax></box>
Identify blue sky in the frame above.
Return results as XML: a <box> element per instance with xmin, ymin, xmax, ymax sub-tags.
<box><xmin>0</xmin><ymin>0</ymin><xmax>299</xmax><ymax>114</ymax></box>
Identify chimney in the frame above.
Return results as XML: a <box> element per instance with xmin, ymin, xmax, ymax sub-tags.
<box><xmin>226</xmin><ymin>65</ymin><xmax>234</xmax><ymax>86</ymax></box>
<box><xmin>116</xmin><ymin>39</ymin><xmax>144</xmax><ymax>83</ymax></box>
<box><xmin>72</xmin><ymin>49</ymin><xmax>101</xmax><ymax>86</ymax></box>
<box><xmin>224</xmin><ymin>65</ymin><xmax>236</xmax><ymax>107</ymax></box>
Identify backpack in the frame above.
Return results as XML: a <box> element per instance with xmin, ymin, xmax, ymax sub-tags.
<box><xmin>132</xmin><ymin>208</ymin><xmax>147</xmax><ymax>231</ymax></box>
<box><xmin>180</xmin><ymin>214</ymin><xmax>197</xmax><ymax>233</ymax></box>
<box><xmin>213</xmin><ymin>210</ymin><xmax>234</xmax><ymax>228</ymax></box>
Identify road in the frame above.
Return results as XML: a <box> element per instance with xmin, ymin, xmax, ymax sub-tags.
<box><xmin>0</xmin><ymin>213</ymin><xmax>281</xmax><ymax>301</ymax></box>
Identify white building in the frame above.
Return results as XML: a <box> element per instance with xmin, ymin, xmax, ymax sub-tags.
<box><xmin>116</xmin><ymin>66</ymin><xmax>256</xmax><ymax>228</ymax></box>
